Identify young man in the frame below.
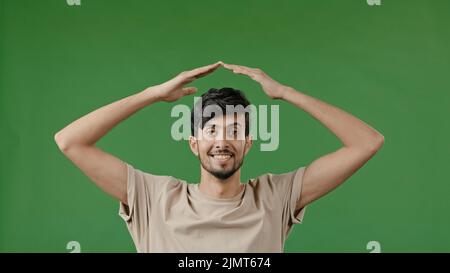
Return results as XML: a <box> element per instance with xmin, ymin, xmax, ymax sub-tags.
<box><xmin>54</xmin><ymin>61</ymin><xmax>384</xmax><ymax>252</ymax></box>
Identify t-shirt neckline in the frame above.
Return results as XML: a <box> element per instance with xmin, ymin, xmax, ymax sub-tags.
<box><xmin>191</xmin><ymin>183</ymin><xmax>246</xmax><ymax>203</ymax></box>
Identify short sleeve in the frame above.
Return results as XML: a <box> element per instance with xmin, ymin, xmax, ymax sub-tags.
<box><xmin>270</xmin><ymin>167</ymin><xmax>307</xmax><ymax>239</ymax></box>
<box><xmin>118</xmin><ymin>163</ymin><xmax>171</xmax><ymax>251</ymax></box>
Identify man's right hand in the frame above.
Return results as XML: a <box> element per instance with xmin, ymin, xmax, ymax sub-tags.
<box><xmin>154</xmin><ymin>61</ymin><xmax>223</xmax><ymax>102</ymax></box>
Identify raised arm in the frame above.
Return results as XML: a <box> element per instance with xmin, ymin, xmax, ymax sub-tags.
<box><xmin>277</xmin><ymin>87</ymin><xmax>384</xmax><ymax>209</ymax></box>
<box><xmin>222</xmin><ymin>63</ymin><xmax>384</xmax><ymax>210</ymax></box>
<box><xmin>54</xmin><ymin>61</ymin><xmax>223</xmax><ymax>204</ymax></box>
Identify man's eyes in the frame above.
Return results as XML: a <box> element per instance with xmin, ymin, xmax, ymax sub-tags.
<box><xmin>204</xmin><ymin>127</ymin><xmax>242</xmax><ymax>137</ymax></box>
<box><xmin>228</xmin><ymin>128</ymin><xmax>241</xmax><ymax>136</ymax></box>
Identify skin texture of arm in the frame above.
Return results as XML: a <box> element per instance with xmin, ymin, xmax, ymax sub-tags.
<box><xmin>54</xmin><ymin>62</ymin><xmax>223</xmax><ymax>205</ymax></box>
<box><xmin>222</xmin><ymin>63</ymin><xmax>385</xmax><ymax>211</ymax></box>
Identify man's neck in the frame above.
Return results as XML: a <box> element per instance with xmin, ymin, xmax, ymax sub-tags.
<box><xmin>198</xmin><ymin>167</ymin><xmax>244</xmax><ymax>199</ymax></box>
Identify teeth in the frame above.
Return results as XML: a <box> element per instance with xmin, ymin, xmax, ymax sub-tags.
<box><xmin>212</xmin><ymin>154</ymin><xmax>231</xmax><ymax>160</ymax></box>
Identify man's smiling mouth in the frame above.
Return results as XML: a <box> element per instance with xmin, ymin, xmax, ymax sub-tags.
<box><xmin>209</xmin><ymin>152</ymin><xmax>234</xmax><ymax>161</ymax></box>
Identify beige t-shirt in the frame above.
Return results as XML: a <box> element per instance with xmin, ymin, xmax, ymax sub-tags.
<box><xmin>119</xmin><ymin>163</ymin><xmax>307</xmax><ymax>253</ymax></box>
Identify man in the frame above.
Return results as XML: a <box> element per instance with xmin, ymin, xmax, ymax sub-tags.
<box><xmin>54</xmin><ymin>61</ymin><xmax>384</xmax><ymax>252</ymax></box>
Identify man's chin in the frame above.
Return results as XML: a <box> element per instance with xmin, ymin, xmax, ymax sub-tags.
<box><xmin>210</xmin><ymin>170</ymin><xmax>236</xmax><ymax>180</ymax></box>
<box><xmin>207</xmin><ymin>165</ymin><xmax>238</xmax><ymax>180</ymax></box>
<box><xmin>199</xmin><ymin>155</ymin><xmax>244</xmax><ymax>180</ymax></box>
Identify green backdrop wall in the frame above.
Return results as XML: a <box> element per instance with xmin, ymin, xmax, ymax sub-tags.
<box><xmin>1</xmin><ymin>0</ymin><xmax>449</xmax><ymax>252</ymax></box>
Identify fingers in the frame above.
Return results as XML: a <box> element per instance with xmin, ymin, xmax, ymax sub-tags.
<box><xmin>182</xmin><ymin>86</ymin><xmax>198</xmax><ymax>95</ymax></box>
<box><xmin>195</xmin><ymin>61</ymin><xmax>222</xmax><ymax>73</ymax></box>
<box><xmin>179</xmin><ymin>61</ymin><xmax>262</xmax><ymax>83</ymax></box>
<box><xmin>223</xmin><ymin>63</ymin><xmax>255</xmax><ymax>71</ymax></box>
<box><xmin>187</xmin><ymin>61</ymin><xmax>223</xmax><ymax>79</ymax></box>
<box><xmin>222</xmin><ymin>63</ymin><xmax>258</xmax><ymax>78</ymax></box>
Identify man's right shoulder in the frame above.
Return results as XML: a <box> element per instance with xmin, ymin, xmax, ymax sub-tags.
<box><xmin>127</xmin><ymin>164</ymin><xmax>185</xmax><ymax>188</ymax></box>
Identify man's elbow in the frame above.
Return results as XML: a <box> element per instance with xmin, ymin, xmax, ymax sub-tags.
<box><xmin>54</xmin><ymin>131</ymin><xmax>70</xmax><ymax>152</ymax></box>
<box><xmin>366</xmin><ymin>133</ymin><xmax>385</xmax><ymax>155</ymax></box>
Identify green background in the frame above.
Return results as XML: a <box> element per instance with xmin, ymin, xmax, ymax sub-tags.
<box><xmin>1</xmin><ymin>0</ymin><xmax>449</xmax><ymax>252</ymax></box>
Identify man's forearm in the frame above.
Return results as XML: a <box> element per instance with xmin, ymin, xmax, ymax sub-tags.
<box><xmin>55</xmin><ymin>86</ymin><xmax>161</xmax><ymax>150</ymax></box>
<box><xmin>280</xmin><ymin>86</ymin><xmax>384</xmax><ymax>151</ymax></box>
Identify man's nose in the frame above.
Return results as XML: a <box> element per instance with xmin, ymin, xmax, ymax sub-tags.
<box><xmin>214</xmin><ymin>137</ymin><xmax>230</xmax><ymax>149</ymax></box>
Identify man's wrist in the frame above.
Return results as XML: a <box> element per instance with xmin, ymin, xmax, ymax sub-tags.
<box><xmin>279</xmin><ymin>85</ymin><xmax>295</xmax><ymax>100</ymax></box>
<box><xmin>137</xmin><ymin>86</ymin><xmax>163</xmax><ymax>105</ymax></box>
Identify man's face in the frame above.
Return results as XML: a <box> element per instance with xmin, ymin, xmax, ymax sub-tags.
<box><xmin>189</xmin><ymin>113</ymin><xmax>252</xmax><ymax>180</ymax></box>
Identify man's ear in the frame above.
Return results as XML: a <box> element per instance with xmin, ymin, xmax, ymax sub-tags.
<box><xmin>244</xmin><ymin>135</ymin><xmax>253</xmax><ymax>156</ymax></box>
<box><xmin>189</xmin><ymin>136</ymin><xmax>198</xmax><ymax>156</ymax></box>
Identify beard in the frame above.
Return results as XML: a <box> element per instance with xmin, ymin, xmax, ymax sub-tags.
<box><xmin>198</xmin><ymin>151</ymin><xmax>244</xmax><ymax>180</ymax></box>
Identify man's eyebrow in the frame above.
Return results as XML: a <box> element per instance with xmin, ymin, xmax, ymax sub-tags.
<box><xmin>226</xmin><ymin>122</ymin><xmax>242</xmax><ymax>128</ymax></box>
<box><xmin>205</xmin><ymin>122</ymin><xmax>241</xmax><ymax>129</ymax></box>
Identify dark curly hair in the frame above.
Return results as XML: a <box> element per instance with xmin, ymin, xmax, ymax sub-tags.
<box><xmin>191</xmin><ymin>87</ymin><xmax>251</xmax><ymax>137</ymax></box>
